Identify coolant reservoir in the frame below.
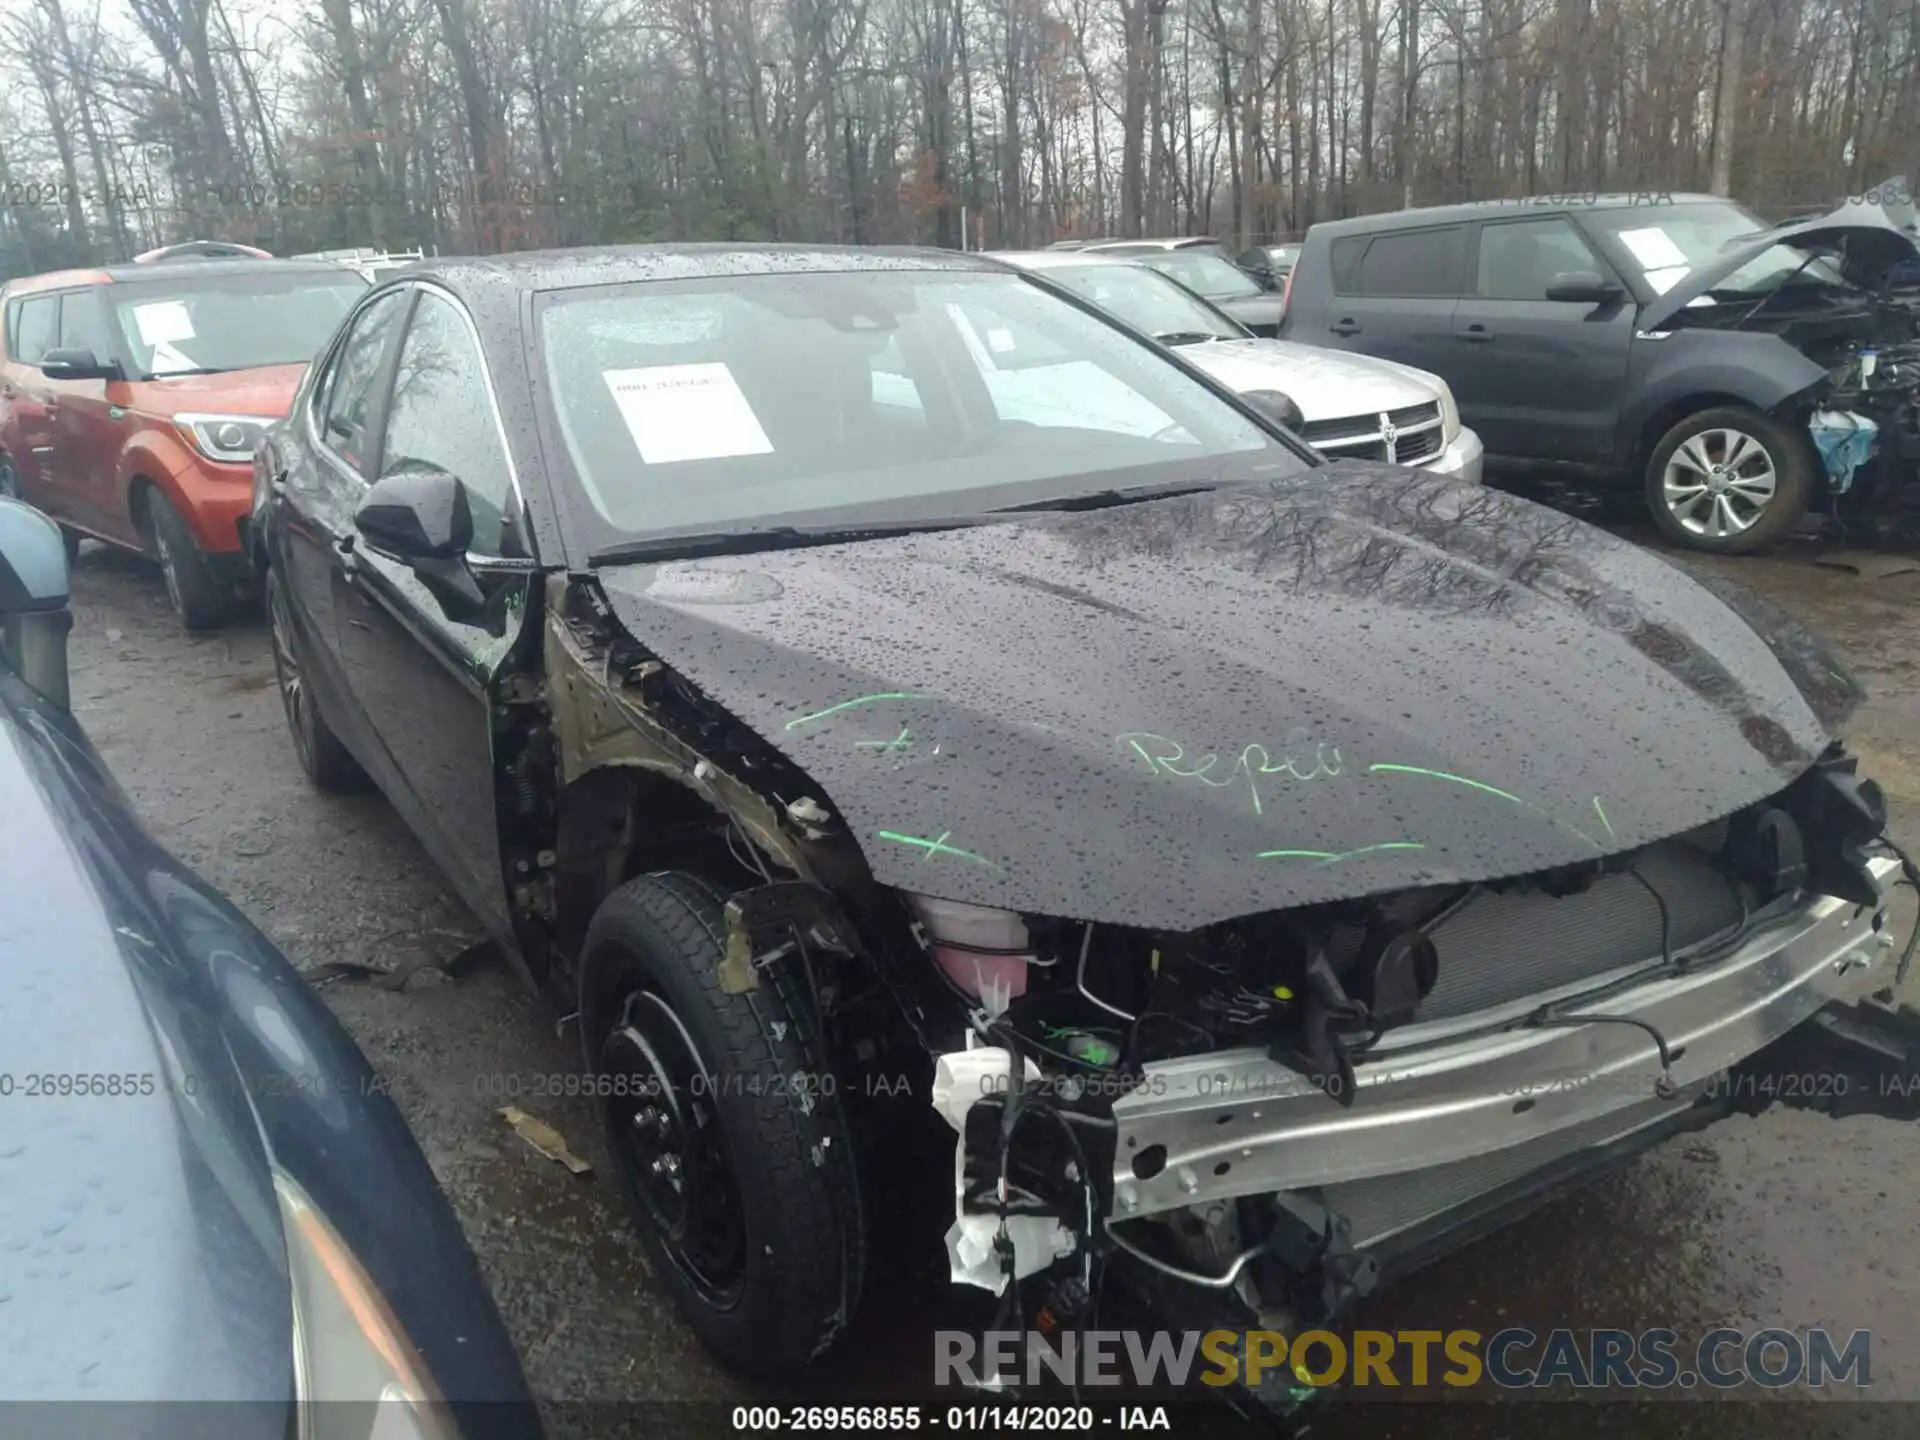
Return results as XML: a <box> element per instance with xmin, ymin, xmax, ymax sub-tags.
<box><xmin>911</xmin><ymin>896</ymin><xmax>1033</xmax><ymax>1016</ymax></box>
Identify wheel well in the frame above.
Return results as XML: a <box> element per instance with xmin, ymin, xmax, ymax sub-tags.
<box><xmin>1632</xmin><ymin>393</ymin><xmax>1754</xmax><ymax>475</ymax></box>
<box><xmin>126</xmin><ymin>474</ymin><xmax>162</xmax><ymax>547</ymax></box>
<box><xmin>549</xmin><ymin>765</ymin><xmax>771</xmax><ymax>967</ymax></box>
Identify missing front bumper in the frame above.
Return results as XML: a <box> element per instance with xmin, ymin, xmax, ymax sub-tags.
<box><xmin>1110</xmin><ymin>858</ymin><xmax>1899</xmax><ymax>1220</ymax></box>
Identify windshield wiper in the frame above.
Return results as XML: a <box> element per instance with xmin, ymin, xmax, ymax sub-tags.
<box><xmin>589</xmin><ymin>514</ymin><xmax>1002</xmax><ymax>565</ymax></box>
<box><xmin>1153</xmin><ymin>330</ymin><xmax>1224</xmax><ymax>347</ymax></box>
<box><xmin>992</xmin><ymin>478</ymin><xmax>1228</xmax><ymax>515</ymax></box>
<box><xmin>145</xmin><ymin>366</ymin><xmax>235</xmax><ymax>379</ymax></box>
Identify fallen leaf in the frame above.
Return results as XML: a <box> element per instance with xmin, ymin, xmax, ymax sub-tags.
<box><xmin>499</xmin><ymin>1105</ymin><xmax>593</xmax><ymax>1175</ymax></box>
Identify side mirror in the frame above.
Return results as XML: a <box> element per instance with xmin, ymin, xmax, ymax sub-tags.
<box><xmin>0</xmin><ymin>498</ymin><xmax>74</xmax><ymax>709</ymax></box>
<box><xmin>352</xmin><ymin>468</ymin><xmax>486</xmax><ymax>623</ymax></box>
<box><xmin>1242</xmin><ymin>388</ymin><xmax>1305</xmax><ymax>431</ymax></box>
<box><xmin>355</xmin><ymin>467</ymin><xmax>473</xmax><ymax>561</ymax></box>
<box><xmin>1544</xmin><ymin>271</ymin><xmax>1626</xmax><ymax>304</ymax></box>
<box><xmin>39</xmin><ymin>348</ymin><xmax>119</xmax><ymax>382</ymax></box>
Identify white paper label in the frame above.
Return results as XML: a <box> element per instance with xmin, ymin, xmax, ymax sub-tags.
<box><xmin>987</xmin><ymin>327</ymin><xmax>1017</xmax><ymax>354</ymax></box>
<box><xmin>1617</xmin><ymin>227</ymin><xmax>1689</xmax><ymax>271</ymax></box>
<box><xmin>1644</xmin><ymin>264</ymin><xmax>1692</xmax><ymax>295</ymax></box>
<box><xmin>149</xmin><ymin>339</ymin><xmax>197</xmax><ymax>374</ymax></box>
<box><xmin>602</xmin><ymin>363</ymin><xmax>774</xmax><ymax>465</ymax></box>
<box><xmin>133</xmin><ymin>301</ymin><xmax>196</xmax><ymax>346</ymax></box>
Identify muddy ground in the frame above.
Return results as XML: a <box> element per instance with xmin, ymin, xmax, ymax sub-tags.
<box><xmin>59</xmin><ymin>512</ymin><xmax>1920</xmax><ymax>1436</ymax></box>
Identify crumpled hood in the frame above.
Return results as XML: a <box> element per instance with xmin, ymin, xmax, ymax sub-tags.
<box><xmin>598</xmin><ymin>466</ymin><xmax>1861</xmax><ymax>931</ymax></box>
<box><xmin>1179</xmin><ymin>338</ymin><xmax>1443</xmax><ymax>418</ymax></box>
<box><xmin>1643</xmin><ymin>193</ymin><xmax>1920</xmax><ymax>332</ymax></box>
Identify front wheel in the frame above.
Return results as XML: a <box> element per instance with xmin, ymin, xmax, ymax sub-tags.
<box><xmin>1644</xmin><ymin>407</ymin><xmax>1813</xmax><ymax>554</ymax></box>
<box><xmin>579</xmin><ymin>872</ymin><xmax>864</xmax><ymax>1376</ymax></box>
<box><xmin>147</xmin><ymin>490</ymin><xmax>233</xmax><ymax>629</ymax></box>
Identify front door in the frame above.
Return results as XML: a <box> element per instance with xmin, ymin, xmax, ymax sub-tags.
<box><xmin>270</xmin><ymin>286</ymin><xmax>413</xmax><ymax>768</ymax></box>
<box><xmin>1448</xmin><ymin>216</ymin><xmax>1636</xmax><ymax>462</ymax></box>
<box><xmin>332</xmin><ymin>287</ymin><xmax>536</xmax><ymax>938</ymax></box>
<box><xmin>46</xmin><ymin>289</ymin><xmax>131</xmax><ymax>538</ymax></box>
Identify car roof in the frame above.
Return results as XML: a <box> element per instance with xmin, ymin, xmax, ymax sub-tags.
<box><xmin>408</xmin><ymin>242</ymin><xmax>1005</xmax><ymax>297</ymax></box>
<box><xmin>1084</xmin><ymin>237</ymin><xmax>1223</xmax><ymax>251</ymax></box>
<box><xmin>986</xmin><ymin>250</ymin><xmax>1134</xmax><ymax>272</ymax></box>
<box><xmin>4</xmin><ymin>259</ymin><xmax>350</xmax><ymax>296</ymax></box>
<box><xmin>1308</xmin><ymin>193</ymin><xmax>1728</xmax><ymax>238</ymax></box>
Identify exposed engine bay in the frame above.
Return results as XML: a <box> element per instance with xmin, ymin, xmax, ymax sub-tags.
<box><xmin>522</xmin><ymin>469</ymin><xmax>1920</xmax><ymax>1411</ymax></box>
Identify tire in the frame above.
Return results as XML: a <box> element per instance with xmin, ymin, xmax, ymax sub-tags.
<box><xmin>0</xmin><ymin>455</ymin><xmax>20</xmax><ymax>501</ymax></box>
<box><xmin>146</xmin><ymin>489</ymin><xmax>233</xmax><ymax>629</ymax></box>
<box><xmin>1643</xmin><ymin>406</ymin><xmax>1813</xmax><ymax>554</ymax></box>
<box><xmin>266</xmin><ymin>566</ymin><xmax>369</xmax><ymax>792</ymax></box>
<box><xmin>60</xmin><ymin>526</ymin><xmax>83</xmax><ymax>564</ymax></box>
<box><xmin>579</xmin><ymin>872</ymin><xmax>865</xmax><ymax>1376</ymax></box>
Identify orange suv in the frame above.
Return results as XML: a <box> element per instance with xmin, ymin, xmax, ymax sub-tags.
<box><xmin>0</xmin><ymin>258</ymin><xmax>368</xmax><ymax>628</ymax></box>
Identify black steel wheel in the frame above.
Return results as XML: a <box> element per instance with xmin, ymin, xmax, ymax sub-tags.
<box><xmin>580</xmin><ymin>871</ymin><xmax>864</xmax><ymax>1376</ymax></box>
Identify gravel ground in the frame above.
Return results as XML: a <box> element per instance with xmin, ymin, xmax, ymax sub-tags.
<box><xmin>58</xmin><ymin>524</ymin><xmax>1920</xmax><ymax>1436</ymax></box>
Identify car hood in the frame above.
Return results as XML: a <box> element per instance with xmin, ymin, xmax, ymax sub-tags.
<box><xmin>1641</xmin><ymin>197</ymin><xmax>1920</xmax><ymax>333</ymax></box>
<box><xmin>0</xmin><ymin>700</ymin><xmax>292</xmax><ymax>1404</ymax></box>
<box><xmin>597</xmin><ymin>466</ymin><xmax>1861</xmax><ymax>932</ymax></box>
<box><xmin>127</xmin><ymin>362</ymin><xmax>308</xmax><ymax>420</ymax></box>
<box><xmin>1176</xmin><ymin>338</ymin><xmax>1441</xmax><ymax>418</ymax></box>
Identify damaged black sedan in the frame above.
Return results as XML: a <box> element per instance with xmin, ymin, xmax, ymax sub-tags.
<box><xmin>252</xmin><ymin>245</ymin><xmax>1920</xmax><ymax>1408</ymax></box>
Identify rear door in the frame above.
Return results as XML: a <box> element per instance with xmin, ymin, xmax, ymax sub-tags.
<box><xmin>1448</xmin><ymin>214</ymin><xmax>1635</xmax><ymax>461</ymax></box>
<box><xmin>1311</xmin><ymin>223</ymin><xmax>1469</xmax><ymax>377</ymax></box>
<box><xmin>331</xmin><ymin>286</ymin><xmax>536</xmax><ymax>936</ymax></box>
<box><xmin>2</xmin><ymin>295</ymin><xmax>61</xmax><ymax>504</ymax></box>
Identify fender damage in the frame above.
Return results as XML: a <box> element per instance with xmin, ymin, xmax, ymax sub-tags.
<box><xmin>526</xmin><ymin>469</ymin><xmax>1920</xmax><ymax>1407</ymax></box>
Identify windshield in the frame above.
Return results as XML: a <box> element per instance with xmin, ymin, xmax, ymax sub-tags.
<box><xmin>1133</xmin><ymin>250</ymin><xmax>1264</xmax><ymax>300</ymax></box>
<box><xmin>110</xmin><ymin>271</ymin><xmax>370</xmax><ymax>378</ymax></box>
<box><xmin>1589</xmin><ymin>202</ymin><xmax>1851</xmax><ymax>303</ymax></box>
<box><xmin>1043</xmin><ymin>263</ymin><xmax>1244</xmax><ymax>343</ymax></box>
<box><xmin>537</xmin><ymin>268</ymin><xmax>1299</xmax><ymax>543</ymax></box>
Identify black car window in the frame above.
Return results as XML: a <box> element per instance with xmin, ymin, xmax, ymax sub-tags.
<box><xmin>1330</xmin><ymin>236</ymin><xmax>1367</xmax><ymax>291</ymax></box>
<box><xmin>1475</xmin><ymin>217</ymin><xmax>1603</xmax><ymax>299</ymax></box>
<box><xmin>56</xmin><ymin>289</ymin><xmax>116</xmax><ymax>358</ymax></box>
<box><xmin>14</xmin><ymin>295</ymin><xmax>58</xmax><ymax>365</ymax></box>
<box><xmin>378</xmin><ymin>291</ymin><xmax>515</xmax><ymax>556</ymax></box>
<box><xmin>320</xmin><ymin>289</ymin><xmax>409</xmax><ymax>474</ymax></box>
<box><xmin>1344</xmin><ymin>226</ymin><xmax>1468</xmax><ymax>297</ymax></box>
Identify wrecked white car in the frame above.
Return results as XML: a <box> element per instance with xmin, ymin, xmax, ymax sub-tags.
<box><xmin>252</xmin><ymin>244</ymin><xmax>1920</xmax><ymax>1416</ymax></box>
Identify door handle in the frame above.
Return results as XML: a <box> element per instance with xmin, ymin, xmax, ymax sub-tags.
<box><xmin>1329</xmin><ymin>319</ymin><xmax>1362</xmax><ymax>336</ymax></box>
<box><xmin>1459</xmin><ymin>324</ymin><xmax>1495</xmax><ymax>343</ymax></box>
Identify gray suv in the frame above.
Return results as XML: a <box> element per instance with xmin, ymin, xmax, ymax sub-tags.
<box><xmin>1278</xmin><ymin>192</ymin><xmax>1920</xmax><ymax>552</ymax></box>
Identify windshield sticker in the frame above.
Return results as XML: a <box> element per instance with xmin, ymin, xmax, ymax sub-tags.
<box><xmin>1643</xmin><ymin>265</ymin><xmax>1692</xmax><ymax>295</ymax></box>
<box><xmin>1617</xmin><ymin>226</ymin><xmax>1688</xmax><ymax>271</ymax></box>
<box><xmin>132</xmin><ymin>300</ymin><xmax>196</xmax><ymax>346</ymax></box>
<box><xmin>603</xmin><ymin>363</ymin><xmax>774</xmax><ymax>465</ymax></box>
<box><xmin>148</xmin><ymin>339</ymin><xmax>198</xmax><ymax>374</ymax></box>
<box><xmin>987</xmin><ymin>327</ymin><xmax>1017</xmax><ymax>353</ymax></box>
